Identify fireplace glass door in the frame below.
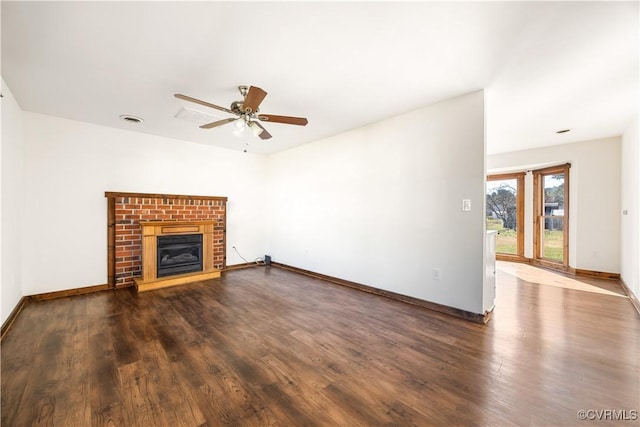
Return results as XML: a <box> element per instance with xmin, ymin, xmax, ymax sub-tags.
<box><xmin>156</xmin><ymin>234</ymin><xmax>203</xmax><ymax>277</ymax></box>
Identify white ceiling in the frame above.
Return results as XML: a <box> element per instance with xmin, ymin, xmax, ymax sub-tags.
<box><xmin>2</xmin><ymin>1</ymin><xmax>638</xmax><ymax>155</ymax></box>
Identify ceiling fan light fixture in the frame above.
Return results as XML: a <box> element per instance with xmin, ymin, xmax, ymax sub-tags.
<box><xmin>248</xmin><ymin>121</ymin><xmax>264</xmax><ymax>137</ymax></box>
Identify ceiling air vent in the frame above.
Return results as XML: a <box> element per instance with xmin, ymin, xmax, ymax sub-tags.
<box><xmin>120</xmin><ymin>114</ymin><xmax>144</xmax><ymax>124</ymax></box>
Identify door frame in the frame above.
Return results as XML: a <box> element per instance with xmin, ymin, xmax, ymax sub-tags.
<box><xmin>532</xmin><ymin>163</ymin><xmax>570</xmax><ymax>269</ymax></box>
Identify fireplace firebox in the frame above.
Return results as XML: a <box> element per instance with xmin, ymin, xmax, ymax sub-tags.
<box><xmin>157</xmin><ymin>234</ymin><xmax>203</xmax><ymax>278</ymax></box>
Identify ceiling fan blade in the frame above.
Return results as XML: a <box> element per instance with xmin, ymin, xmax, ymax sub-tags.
<box><xmin>242</xmin><ymin>86</ymin><xmax>268</xmax><ymax>113</ymax></box>
<box><xmin>258</xmin><ymin>114</ymin><xmax>308</xmax><ymax>126</ymax></box>
<box><xmin>174</xmin><ymin>93</ymin><xmax>236</xmax><ymax>115</ymax></box>
<box><xmin>251</xmin><ymin>121</ymin><xmax>272</xmax><ymax>140</ymax></box>
<box><xmin>199</xmin><ymin>118</ymin><xmax>237</xmax><ymax>129</ymax></box>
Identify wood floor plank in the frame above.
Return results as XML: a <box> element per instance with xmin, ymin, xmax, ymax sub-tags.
<box><xmin>118</xmin><ymin>360</ymin><xmax>162</xmax><ymax>427</ymax></box>
<box><xmin>88</xmin><ymin>329</ymin><xmax>126</xmax><ymax>426</ymax></box>
<box><xmin>51</xmin><ymin>297</ymin><xmax>91</xmax><ymax>427</ymax></box>
<box><xmin>2</xmin><ymin>263</ymin><xmax>639</xmax><ymax>426</ymax></box>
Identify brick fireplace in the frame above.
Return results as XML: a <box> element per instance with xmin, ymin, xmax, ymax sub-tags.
<box><xmin>105</xmin><ymin>192</ymin><xmax>227</xmax><ymax>289</ymax></box>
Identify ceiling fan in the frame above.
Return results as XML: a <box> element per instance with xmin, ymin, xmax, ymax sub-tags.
<box><xmin>174</xmin><ymin>86</ymin><xmax>308</xmax><ymax>140</ymax></box>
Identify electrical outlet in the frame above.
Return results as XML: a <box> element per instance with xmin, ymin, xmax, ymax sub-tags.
<box><xmin>432</xmin><ymin>268</ymin><xmax>441</xmax><ymax>280</ymax></box>
<box><xmin>462</xmin><ymin>199</ymin><xmax>471</xmax><ymax>211</ymax></box>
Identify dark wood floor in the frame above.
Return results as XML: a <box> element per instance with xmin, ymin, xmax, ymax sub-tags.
<box><xmin>2</xmin><ymin>263</ymin><xmax>639</xmax><ymax>426</ymax></box>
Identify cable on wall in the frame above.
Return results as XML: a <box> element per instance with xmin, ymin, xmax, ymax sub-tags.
<box><xmin>232</xmin><ymin>246</ymin><xmax>265</xmax><ymax>265</ymax></box>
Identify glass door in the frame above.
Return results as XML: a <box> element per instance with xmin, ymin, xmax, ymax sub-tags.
<box><xmin>486</xmin><ymin>173</ymin><xmax>524</xmax><ymax>258</ymax></box>
<box><xmin>534</xmin><ymin>165</ymin><xmax>569</xmax><ymax>266</ymax></box>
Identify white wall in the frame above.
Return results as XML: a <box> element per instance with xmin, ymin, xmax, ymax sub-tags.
<box><xmin>621</xmin><ymin>117</ymin><xmax>639</xmax><ymax>300</ymax></box>
<box><xmin>268</xmin><ymin>91</ymin><xmax>486</xmax><ymax>314</ymax></box>
<box><xmin>1</xmin><ymin>79</ymin><xmax>25</xmax><ymax>325</ymax></box>
<box><xmin>488</xmin><ymin>137</ymin><xmax>621</xmax><ymax>273</ymax></box>
<box><xmin>22</xmin><ymin>112</ymin><xmax>270</xmax><ymax>295</ymax></box>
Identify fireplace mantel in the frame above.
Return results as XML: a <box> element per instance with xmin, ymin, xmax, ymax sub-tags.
<box><xmin>134</xmin><ymin>220</ymin><xmax>221</xmax><ymax>292</ymax></box>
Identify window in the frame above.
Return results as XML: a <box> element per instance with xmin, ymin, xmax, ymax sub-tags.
<box><xmin>486</xmin><ymin>173</ymin><xmax>525</xmax><ymax>259</ymax></box>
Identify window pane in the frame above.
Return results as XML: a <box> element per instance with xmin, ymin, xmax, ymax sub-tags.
<box><xmin>486</xmin><ymin>178</ymin><xmax>517</xmax><ymax>255</ymax></box>
<box><xmin>541</xmin><ymin>218</ymin><xmax>564</xmax><ymax>261</ymax></box>
<box><xmin>542</xmin><ymin>173</ymin><xmax>564</xmax><ymax>261</ymax></box>
<box><xmin>543</xmin><ymin>173</ymin><xmax>565</xmax><ymax>213</ymax></box>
